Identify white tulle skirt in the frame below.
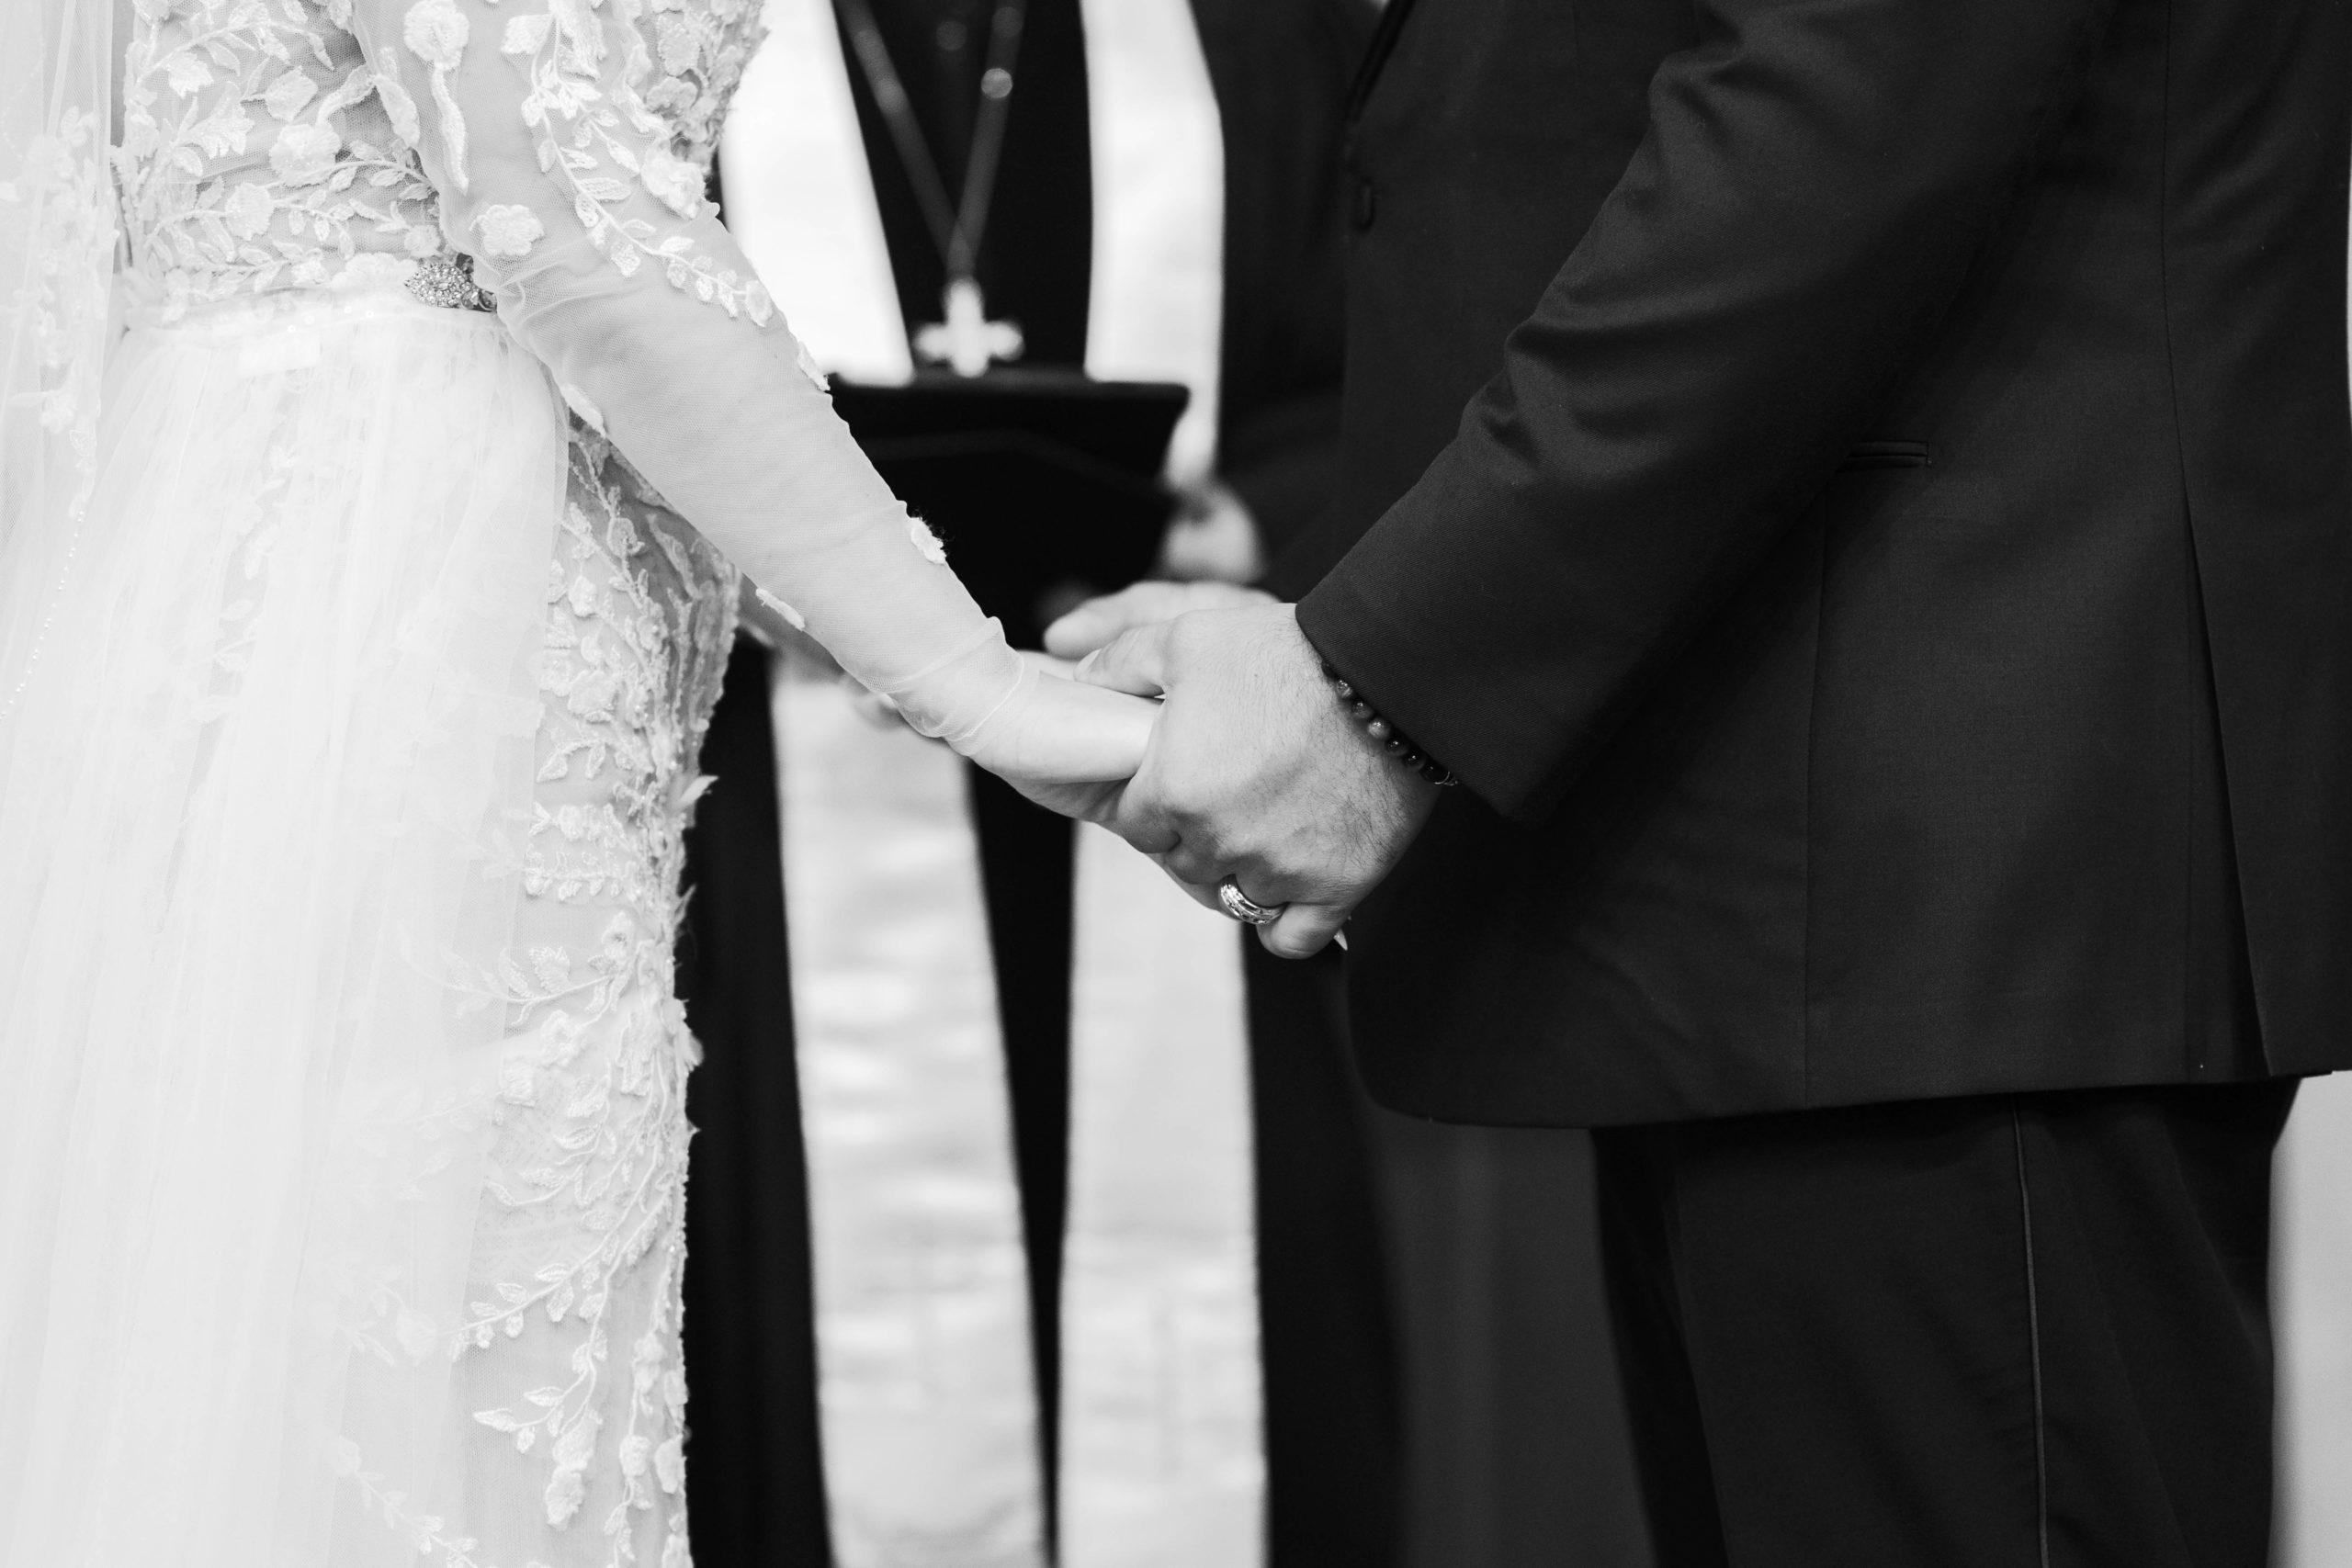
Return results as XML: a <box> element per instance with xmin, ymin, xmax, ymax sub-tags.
<box><xmin>0</xmin><ymin>284</ymin><xmax>570</xmax><ymax>1564</ymax></box>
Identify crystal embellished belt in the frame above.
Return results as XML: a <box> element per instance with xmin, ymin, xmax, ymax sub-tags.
<box><xmin>406</xmin><ymin>252</ymin><xmax>498</xmax><ymax>313</ymax></box>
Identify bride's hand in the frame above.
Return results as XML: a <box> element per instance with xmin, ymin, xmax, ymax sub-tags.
<box><xmin>960</xmin><ymin>659</ymin><xmax>1158</xmax><ymax>823</ymax></box>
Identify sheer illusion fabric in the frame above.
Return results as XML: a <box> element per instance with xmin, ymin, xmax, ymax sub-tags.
<box><xmin>0</xmin><ymin>0</ymin><xmax>1130</xmax><ymax>1560</ymax></box>
<box><xmin>356</xmin><ymin>0</ymin><xmax>1038</xmax><ymax>737</ymax></box>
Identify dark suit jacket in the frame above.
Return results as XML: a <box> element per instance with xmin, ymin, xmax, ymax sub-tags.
<box><xmin>1274</xmin><ymin>0</ymin><xmax>2352</xmax><ymax>1126</ymax></box>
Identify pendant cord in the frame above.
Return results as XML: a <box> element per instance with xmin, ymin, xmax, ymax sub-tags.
<box><xmin>836</xmin><ymin>0</ymin><xmax>1028</xmax><ymax>284</ymax></box>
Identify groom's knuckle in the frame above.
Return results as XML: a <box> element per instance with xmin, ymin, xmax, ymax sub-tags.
<box><xmin>1166</xmin><ymin>611</ymin><xmax>1215</xmax><ymax>662</ymax></box>
<box><xmin>1162</xmin><ymin>796</ymin><xmax>1215</xmax><ymax>841</ymax></box>
<box><xmin>1166</xmin><ymin>844</ymin><xmax>1220</xmax><ymax>885</ymax></box>
<box><xmin>1227</xmin><ymin>840</ymin><xmax>1279</xmax><ymax>883</ymax></box>
<box><xmin>1157</xmin><ymin>776</ymin><xmax>1205</xmax><ymax>818</ymax></box>
<box><xmin>1179</xmin><ymin>827</ymin><xmax>1230</xmax><ymax>872</ymax></box>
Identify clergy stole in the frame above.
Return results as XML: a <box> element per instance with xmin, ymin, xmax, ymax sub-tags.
<box><xmin>721</xmin><ymin>6</ymin><xmax>1262</xmax><ymax>1564</ymax></box>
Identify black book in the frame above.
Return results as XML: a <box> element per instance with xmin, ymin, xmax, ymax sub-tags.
<box><xmin>828</xmin><ymin>368</ymin><xmax>1187</xmax><ymax>643</ymax></box>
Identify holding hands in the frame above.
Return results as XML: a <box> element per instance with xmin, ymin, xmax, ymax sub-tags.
<box><xmin>741</xmin><ymin>579</ymin><xmax>1160</xmax><ymax>825</ymax></box>
<box><xmin>1044</xmin><ymin>582</ymin><xmax>1443</xmax><ymax>958</ymax></box>
<box><xmin>948</xmin><ymin>651</ymin><xmax>1161</xmax><ymax>825</ymax></box>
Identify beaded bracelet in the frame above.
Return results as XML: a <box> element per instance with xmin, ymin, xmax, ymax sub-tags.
<box><xmin>1318</xmin><ymin>660</ymin><xmax>1458</xmax><ymax>786</ymax></box>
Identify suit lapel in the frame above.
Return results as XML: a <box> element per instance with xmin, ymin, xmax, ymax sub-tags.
<box><xmin>1345</xmin><ymin>0</ymin><xmax>1421</xmax><ymax>125</ymax></box>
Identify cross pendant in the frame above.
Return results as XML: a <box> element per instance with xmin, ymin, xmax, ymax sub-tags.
<box><xmin>914</xmin><ymin>276</ymin><xmax>1025</xmax><ymax>378</ymax></box>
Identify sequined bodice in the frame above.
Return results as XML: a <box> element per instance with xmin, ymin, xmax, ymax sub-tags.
<box><xmin>116</xmin><ymin>0</ymin><xmax>765</xmax><ymax>317</ymax></box>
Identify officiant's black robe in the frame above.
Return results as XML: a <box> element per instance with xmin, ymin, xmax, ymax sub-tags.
<box><xmin>677</xmin><ymin>4</ymin><xmax>1408</xmax><ymax>1562</ymax></box>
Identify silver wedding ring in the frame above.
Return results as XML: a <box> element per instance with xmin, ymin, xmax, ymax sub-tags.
<box><xmin>1217</xmin><ymin>876</ymin><xmax>1284</xmax><ymax>927</ymax></box>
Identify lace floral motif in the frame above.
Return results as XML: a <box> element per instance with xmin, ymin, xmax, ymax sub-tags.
<box><xmin>448</xmin><ymin>434</ymin><xmax>733</xmax><ymax>1568</ymax></box>
<box><xmin>400</xmin><ymin>0</ymin><xmax>773</xmax><ymax>321</ymax></box>
<box><xmin>0</xmin><ymin>107</ymin><xmax>115</xmax><ymax>452</ymax></box>
<box><xmin>113</xmin><ymin>0</ymin><xmax>771</xmax><ymax>323</ymax></box>
<box><xmin>304</xmin><ymin>391</ymin><xmax>730</xmax><ymax>1568</ymax></box>
<box><xmin>115</xmin><ymin>0</ymin><xmax>443</xmax><ymax>315</ymax></box>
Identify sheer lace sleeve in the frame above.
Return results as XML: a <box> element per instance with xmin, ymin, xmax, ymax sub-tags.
<box><xmin>345</xmin><ymin>0</ymin><xmax>1031</xmax><ymax>750</ymax></box>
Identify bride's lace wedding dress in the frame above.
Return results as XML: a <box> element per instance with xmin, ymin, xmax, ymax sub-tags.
<box><xmin>0</xmin><ymin>0</ymin><xmax>1144</xmax><ymax>1562</ymax></box>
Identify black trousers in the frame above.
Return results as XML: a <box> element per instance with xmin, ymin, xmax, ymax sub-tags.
<box><xmin>1593</xmin><ymin>1080</ymin><xmax>2295</xmax><ymax>1568</ymax></box>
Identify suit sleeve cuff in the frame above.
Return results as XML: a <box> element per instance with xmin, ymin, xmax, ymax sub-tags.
<box><xmin>1295</xmin><ymin>538</ymin><xmax>1562</xmax><ymax>823</ymax></box>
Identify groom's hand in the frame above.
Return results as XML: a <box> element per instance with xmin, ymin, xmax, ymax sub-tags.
<box><xmin>1043</xmin><ymin>579</ymin><xmax>1275</xmax><ymax>660</ymax></box>
<box><xmin>1077</xmin><ymin>602</ymin><xmax>1440</xmax><ymax>958</ymax></box>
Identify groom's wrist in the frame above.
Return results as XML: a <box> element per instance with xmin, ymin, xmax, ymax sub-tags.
<box><xmin>1305</xmin><ymin>650</ymin><xmax>1457</xmax><ymax>787</ymax></box>
<box><xmin>1295</xmin><ymin>565</ymin><xmax>1532</xmax><ymax>815</ymax></box>
<box><xmin>1292</xmin><ymin>585</ymin><xmax>1467</xmax><ymax>796</ymax></box>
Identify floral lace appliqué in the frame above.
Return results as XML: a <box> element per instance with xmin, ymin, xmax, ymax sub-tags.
<box><xmin>336</xmin><ymin>430</ymin><xmax>731</xmax><ymax>1568</ymax></box>
<box><xmin>472</xmin><ymin>431</ymin><xmax>729</xmax><ymax>1567</ymax></box>
<box><xmin>116</xmin><ymin>0</ymin><xmax>444</xmax><ymax>315</ymax></box>
<box><xmin>398</xmin><ymin>0</ymin><xmax>773</xmax><ymax>321</ymax></box>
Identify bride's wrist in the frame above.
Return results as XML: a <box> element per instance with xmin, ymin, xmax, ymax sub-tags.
<box><xmin>868</xmin><ymin>623</ymin><xmax>1030</xmax><ymax>750</ymax></box>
